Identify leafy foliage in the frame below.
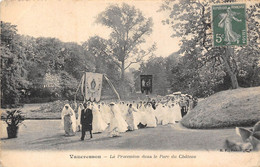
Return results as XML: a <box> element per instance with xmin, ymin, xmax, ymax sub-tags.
<box><xmin>1</xmin><ymin>22</ymin><xmax>96</xmax><ymax>106</ymax></box>
<box><xmin>84</xmin><ymin>3</ymin><xmax>156</xmax><ymax>82</ymax></box>
<box><xmin>159</xmin><ymin>0</ymin><xmax>260</xmax><ymax>96</ymax></box>
<box><xmin>1</xmin><ymin>1</ymin><xmax>259</xmax><ymax>105</ymax></box>
<box><xmin>1</xmin><ymin>22</ymin><xmax>30</xmax><ymax>107</ymax></box>
<box><xmin>134</xmin><ymin>54</ymin><xmax>180</xmax><ymax>96</ymax></box>
<box><xmin>1</xmin><ymin>20</ymin><xmax>136</xmax><ymax>105</ymax></box>
<box><xmin>4</xmin><ymin>110</ymin><xmax>25</xmax><ymax>127</ymax></box>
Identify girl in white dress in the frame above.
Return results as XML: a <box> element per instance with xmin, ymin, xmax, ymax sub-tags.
<box><xmin>173</xmin><ymin>102</ymin><xmax>182</xmax><ymax>122</ymax></box>
<box><xmin>167</xmin><ymin>103</ymin><xmax>175</xmax><ymax>124</ymax></box>
<box><xmin>126</xmin><ymin>104</ymin><xmax>139</xmax><ymax>130</ymax></box>
<box><xmin>100</xmin><ymin>102</ymin><xmax>111</xmax><ymax>124</ymax></box>
<box><xmin>91</xmin><ymin>103</ymin><xmax>108</xmax><ymax>133</ymax></box>
<box><xmin>61</xmin><ymin>104</ymin><xmax>77</xmax><ymax>136</ymax></box>
<box><xmin>145</xmin><ymin>103</ymin><xmax>157</xmax><ymax>127</ymax></box>
<box><xmin>139</xmin><ymin>102</ymin><xmax>149</xmax><ymax>125</ymax></box>
<box><xmin>161</xmin><ymin>104</ymin><xmax>170</xmax><ymax>125</ymax></box>
<box><xmin>119</xmin><ymin>101</ymin><xmax>128</xmax><ymax>120</ymax></box>
<box><xmin>154</xmin><ymin>103</ymin><xmax>165</xmax><ymax>125</ymax></box>
<box><xmin>108</xmin><ymin>103</ymin><xmax>128</xmax><ymax>137</ymax></box>
<box><xmin>76</xmin><ymin>103</ymin><xmax>84</xmax><ymax>131</ymax></box>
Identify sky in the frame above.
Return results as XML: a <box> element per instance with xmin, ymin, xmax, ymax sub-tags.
<box><xmin>0</xmin><ymin>0</ymin><xmax>180</xmax><ymax>59</ymax></box>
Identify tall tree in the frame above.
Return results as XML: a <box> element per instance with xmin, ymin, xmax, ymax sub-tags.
<box><xmin>90</xmin><ymin>3</ymin><xmax>156</xmax><ymax>81</ymax></box>
<box><xmin>62</xmin><ymin>42</ymin><xmax>95</xmax><ymax>80</ymax></box>
<box><xmin>82</xmin><ymin>36</ymin><xmax>122</xmax><ymax>93</ymax></box>
<box><xmin>1</xmin><ymin>22</ymin><xmax>30</xmax><ymax>106</ymax></box>
<box><xmin>160</xmin><ymin>0</ymin><xmax>260</xmax><ymax>89</ymax></box>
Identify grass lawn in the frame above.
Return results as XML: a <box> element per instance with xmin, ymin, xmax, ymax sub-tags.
<box><xmin>181</xmin><ymin>86</ymin><xmax>260</xmax><ymax>129</ymax></box>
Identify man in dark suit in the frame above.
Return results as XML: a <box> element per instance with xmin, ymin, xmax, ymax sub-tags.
<box><xmin>80</xmin><ymin>102</ymin><xmax>93</xmax><ymax>140</ymax></box>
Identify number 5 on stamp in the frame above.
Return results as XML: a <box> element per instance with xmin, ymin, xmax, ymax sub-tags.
<box><xmin>211</xmin><ymin>3</ymin><xmax>247</xmax><ymax>47</ymax></box>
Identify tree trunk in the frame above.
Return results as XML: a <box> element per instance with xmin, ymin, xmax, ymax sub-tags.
<box><xmin>249</xmin><ymin>61</ymin><xmax>257</xmax><ymax>87</ymax></box>
<box><xmin>119</xmin><ymin>61</ymin><xmax>127</xmax><ymax>98</ymax></box>
<box><xmin>121</xmin><ymin>61</ymin><xmax>125</xmax><ymax>81</ymax></box>
<box><xmin>221</xmin><ymin>47</ymin><xmax>239</xmax><ymax>89</ymax></box>
<box><xmin>229</xmin><ymin>71</ymin><xmax>239</xmax><ymax>89</ymax></box>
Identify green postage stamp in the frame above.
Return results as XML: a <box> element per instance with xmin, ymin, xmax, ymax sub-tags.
<box><xmin>212</xmin><ymin>3</ymin><xmax>247</xmax><ymax>47</ymax></box>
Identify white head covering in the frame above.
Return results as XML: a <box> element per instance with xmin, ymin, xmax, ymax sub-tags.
<box><xmin>61</xmin><ymin>104</ymin><xmax>77</xmax><ymax>132</ymax></box>
<box><xmin>110</xmin><ymin>102</ymin><xmax>115</xmax><ymax>105</ymax></box>
<box><xmin>61</xmin><ymin>104</ymin><xmax>71</xmax><ymax>118</ymax></box>
<box><xmin>92</xmin><ymin>102</ymin><xmax>99</xmax><ymax>112</ymax></box>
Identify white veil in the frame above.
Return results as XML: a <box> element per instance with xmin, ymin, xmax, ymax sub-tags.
<box><xmin>61</xmin><ymin>104</ymin><xmax>77</xmax><ymax>132</ymax></box>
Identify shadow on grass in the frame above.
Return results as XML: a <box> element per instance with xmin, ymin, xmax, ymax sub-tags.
<box><xmin>55</xmin><ymin>136</ymin><xmax>123</xmax><ymax>145</ymax></box>
<box><xmin>37</xmin><ymin>136</ymin><xmax>124</xmax><ymax>149</ymax></box>
<box><xmin>28</xmin><ymin>133</ymin><xmax>75</xmax><ymax>145</ymax></box>
<box><xmin>26</xmin><ymin>132</ymin><xmax>122</xmax><ymax>148</ymax></box>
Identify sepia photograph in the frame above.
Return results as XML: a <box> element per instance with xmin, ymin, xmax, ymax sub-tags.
<box><xmin>0</xmin><ymin>0</ymin><xmax>260</xmax><ymax>167</ymax></box>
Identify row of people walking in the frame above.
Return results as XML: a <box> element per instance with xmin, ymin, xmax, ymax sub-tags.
<box><xmin>61</xmin><ymin>100</ymin><xmax>184</xmax><ymax>140</ymax></box>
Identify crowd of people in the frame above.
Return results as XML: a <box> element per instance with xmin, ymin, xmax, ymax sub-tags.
<box><xmin>61</xmin><ymin>96</ymin><xmax>197</xmax><ymax>140</ymax></box>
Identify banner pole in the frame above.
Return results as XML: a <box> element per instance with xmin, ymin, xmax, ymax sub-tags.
<box><xmin>74</xmin><ymin>74</ymin><xmax>84</xmax><ymax>108</ymax></box>
<box><xmin>103</xmin><ymin>74</ymin><xmax>121</xmax><ymax>101</ymax></box>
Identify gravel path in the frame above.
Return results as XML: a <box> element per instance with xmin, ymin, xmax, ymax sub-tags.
<box><xmin>1</xmin><ymin>120</ymin><xmax>240</xmax><ymax>150</ymax></box>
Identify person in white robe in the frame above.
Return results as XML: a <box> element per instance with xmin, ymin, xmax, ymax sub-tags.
<box><xmin>100</xmin><ymin>102</ymin><xmax>111</xmax><ymax>124</ymax></box>
<box><xmin>119</xmin><ymin>101</ymin><xmax>128</xmax><ymax>120</ymax></box>
<box><xmin>126</xmin><ymin>104</ymin><xmax>139</xmax><ymax>130</ymax></box>
<box><xmin>161</xmin><ymin>104</ymin><xmax>170</xmax><ymax>125</ymax></box>
<box><xmin>61</xmin><ymin>104</ymin><xmax>77</xmax><ymax>136</ymax></box>
<box><xmin>173</xmin><ymin>102</ymin><xmax>182</xmax><ymax>122</ymax></box>
<box><xmin>108</xmin><ymin>102</ymin><xmax>128</xmax><ymax>137</ymax></box>
<box><xmin>145</xmin><ymin>103</ymin><xmax>157</xmax><ymax>127</ymax></box>
<box><xmin>167</xmin><ymin>103</ymin><xmax>176</xmax><ymax>124</ymax></box>
<box><xmin>91</xmin><ymin>103</ymin><xmax>108</xmax><ymax>133</ymax></box>
<box><xmin>138</xmin><ymin>102</ymin><xmax>149</xmax><ymax>125</ymax></box>
<box><xmin>154</xmin><ymin>103</ymin><xmax>165</xmax><ymax>125</ymax></box>
<box><xmin>76</xmin><ymin>103</ymin><xmax>83</xmax><ymax>131</ymax></box>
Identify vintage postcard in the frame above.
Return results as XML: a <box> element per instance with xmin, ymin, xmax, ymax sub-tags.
<box><xmin>0</xmin><ymin>0</ymin><xmax>260</xmax><ymax>167</ymax></box>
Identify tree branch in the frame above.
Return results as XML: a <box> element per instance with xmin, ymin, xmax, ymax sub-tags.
<box><xmin>124</xmin><ymin>44</ymin><xmax>155</xmax><ymax>70</ymax></box>
<box><xmin>125</xmin><ymin>30</ymin><xmax>148</xmax><ymax>56</ymax></box>
<box><xmin>91</xmin><ymin>45</ymin><xmax>121</xmax><ymax>69</ymax></box>
<box><xmin>124</xmin><ymin>61</ymin><xmax>138</xmax><ymax>70</ymax></box>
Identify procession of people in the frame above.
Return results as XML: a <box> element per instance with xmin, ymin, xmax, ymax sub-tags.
<box><xmin>61</xmin><ymin>95</ymin><xmax>196</xmax><ymax>140</ymax></box>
